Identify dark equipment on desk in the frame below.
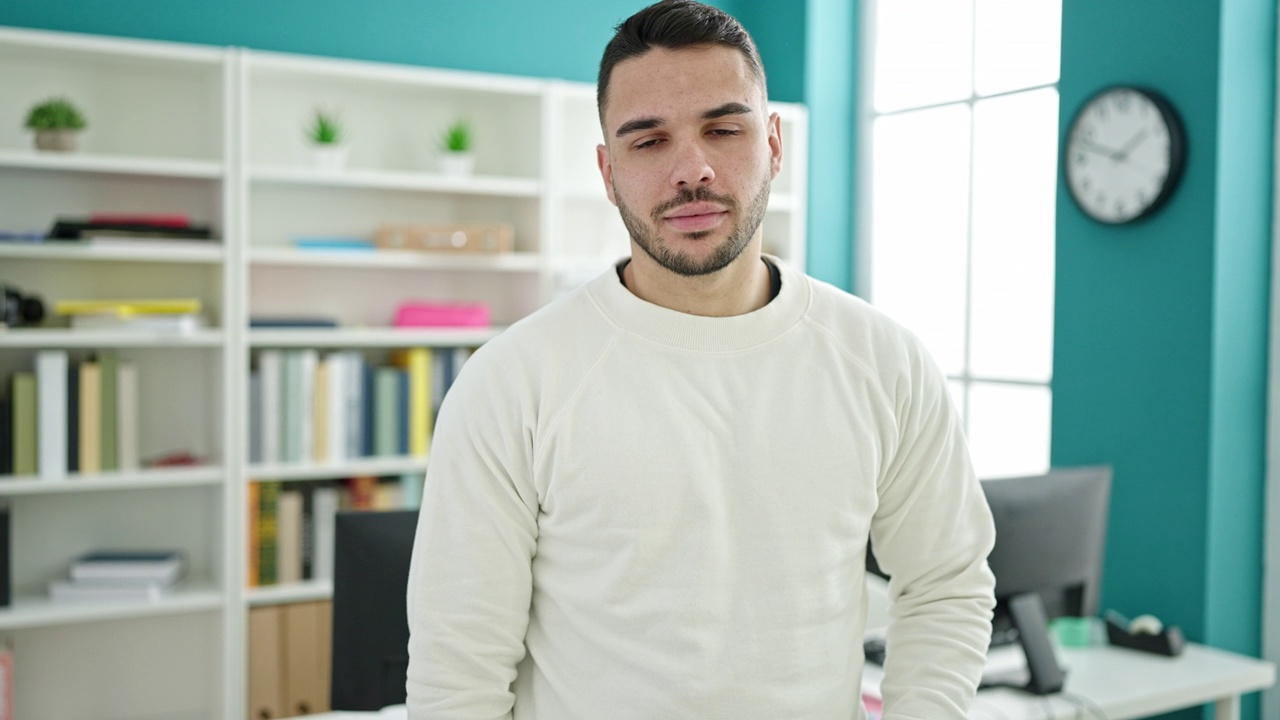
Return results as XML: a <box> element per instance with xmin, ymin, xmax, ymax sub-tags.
<box><xmin>867</xmin><ymin>465</ymin><xmax>1112</xmax><ymax>696</ymax></box>
<box><xmin>1</xmin><ymin>284</ymin><xmax>45</xmax><ymax>328</ymax></box>
<box><xmin>1105</xmin><ymin>610</ymin><xmax>1184</xmax><ymax>656</ymax></box>
<box><xmin>330</xmin><ymin>509</ymin><xmax>418</xmax><ymax>711</ymax></box>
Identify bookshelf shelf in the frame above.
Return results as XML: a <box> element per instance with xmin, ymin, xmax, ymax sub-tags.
<box><xmin>245</xmin><ymin>579</ymin><xmax>333</xmax><ymax>607</ymax></box>
<box><xmin>0</xmin><ymin>149</ymin><xmax>224</xmax><ymax>179</ymax></box>
<box><xmin>0</xmin><ymin>329</ymin><xmax>224</xmax><ymax>348</ymax></box>
<box><xmin>0</xmin><ymin>242</ymin><xmax>224</xmax><ymax>264</ymax></box>
<box><xmin>250</xmin><ymin>165</ymin><xmax>540</xmax><ymax>197</ymax></box>
<box><xmin>0</xmin><ymin>466</ymin><xmax>224</xmax><ymax>495</ymax></box>
<box><xmin>248</xmin><ymin>326</ymin><xmax>503</xmax><ymax>348</ymax></box>
<box><xmin>0</xmin><ymin>586</ymin><xmax>224</xmax><ymax>631</ymax></box>
<box><xmin>249</xmin><ymin>247</ymin><xmax>540</xmax><ymax>272</ymax></box>
<box><xmin>247</xmin><ymin>456</ymin><xmax>430</xmax><ymax>481</ymax></box>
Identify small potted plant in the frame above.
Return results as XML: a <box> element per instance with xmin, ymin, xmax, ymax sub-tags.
<box><xmin>25</xmin><ymin>96</ymin><xmax>87</xmax><ymax>152</ymax></box>
<box><xmin>437</xmin><ymin>119</ymin><xmax>475</xmax><ymax>176</ymax></box>
<box><xmin>306</xmin><ymin>107</ymin><xmax>347</xmax><ymax>171</ymax></box>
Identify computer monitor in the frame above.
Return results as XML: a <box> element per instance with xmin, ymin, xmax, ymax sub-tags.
<box><xmin>984</xmin><ymin>465</ymin><xmax>1111</xmax><ymax>645</ymax></box>
<box><xmin>330</xmin><ymin>509</ymin><xmax>419</xmax><ymax>711</ymax></box>
<box><xmin>866</xmin><ymin>465</ymin><xmax>1112</xmax><ymax>644</ymax></box>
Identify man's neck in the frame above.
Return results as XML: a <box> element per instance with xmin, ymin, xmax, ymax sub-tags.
<box><xmin>620</xmin><ymin>246</ymin><xmax>774</xmax><ymax>317</ymax></box>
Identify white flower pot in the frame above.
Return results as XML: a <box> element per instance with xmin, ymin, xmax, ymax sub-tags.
<box><xmin>438</xmin><ymin>152</ymin><xmax>475</xmax><ymax>177</ymax></box>
<box><xmin>34</xmin><ymin>129</ymin><xmax>80</xmax><ymax>152</ymax></box>
<box><xmin>310</xmin><ymin>144</ymin><xmax>348</xmax><ymax>171</ymax></box>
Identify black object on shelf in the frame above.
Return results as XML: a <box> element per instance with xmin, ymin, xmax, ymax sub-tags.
<box><xmin>0</xmin><ymin>504</ymin><xmax>11</xmax><ymax>607</ymax></box>
<box><xmin>1</xmin><ymin>284</ymin><xmax>45</xmax><ymax>328</ymax></box>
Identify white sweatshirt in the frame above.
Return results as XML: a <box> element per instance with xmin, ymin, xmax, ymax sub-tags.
<box><xmin>406</xmin><ymin>258</ymin><xmax>996</xmax><ymax>720</ymax></box>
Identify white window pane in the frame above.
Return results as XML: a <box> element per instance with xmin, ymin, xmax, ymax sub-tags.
<box><xmin>873</xmin><ymin>1</ymin><xmax>973</xmax><ymax>112</ymax></box>
<box><xmin>974</xmin><ymin>0</ymin><xmax>1062</xmax><ymax>95</ymax></box>
<box><xmin>870</xmin><ymin>106</ymin><xmax>971</xmax><ymax>375</ymax></box>
<box><xmin>969</xmin><ymin>90</ymin><xmax>1058</xmax><ymax>382</ymax></box>
<box><xmin>967</xmin><ymin>382</ymin><xmax>1051</xmax><ymax>479</ymax></box>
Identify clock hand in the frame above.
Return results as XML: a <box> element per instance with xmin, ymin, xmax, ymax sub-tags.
<box><xmin>1074</xmin><ymin>138</ymin><xmax>1125</xmax><ymax>160</ymax></box>
<box><xmin>1114</xmin><ymin>129</ymin><xmax>1149</xmax><ymax>161</ymax></box>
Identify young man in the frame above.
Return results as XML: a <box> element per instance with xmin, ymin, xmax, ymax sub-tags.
<box><xmin>406</xmin><ymin>2</ymin><xmax>996</xmax><ymax>718</ymax></box>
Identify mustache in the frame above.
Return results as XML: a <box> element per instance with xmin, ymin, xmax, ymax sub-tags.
<box><xmin>650</xmin><ymin>186</ymin><xmax>739</xmax><ymax>220</ymax></box>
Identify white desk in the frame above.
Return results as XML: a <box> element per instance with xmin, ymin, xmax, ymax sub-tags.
<box><xmin>970</xmin><ymin>642</ymin><xmax>1274</xmax><ymax>720</ymax></box>
<box><xmin>301</xmin><ymin>643</ymin><xmax>1275</xmax><ymax>720</ymax></box>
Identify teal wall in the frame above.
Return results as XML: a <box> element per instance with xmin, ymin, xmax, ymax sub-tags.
<box><xmin>0</xmin><ymin>0</ymin><xmax>642</xmax><ymax>83</ymax></box>
<box><xmin>1052</xmin><ymin>1</ymin><xmax>1273</xmax><ymax>718</ymax></box>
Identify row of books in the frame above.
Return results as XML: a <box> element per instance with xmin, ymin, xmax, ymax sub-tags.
<box><xmin>248</xmin><ymin>476</ymin><xmax>418</xmax><ymax>588</ymax></box>
<box><xmin>249</xmin><ymin>346</ymin><xmax>471</xmax><ymax>466</ymax></box>
<box><xmin>1</xmin><ymin>350</ymin><xmax>140</xmax><ymax>477</ymax></box>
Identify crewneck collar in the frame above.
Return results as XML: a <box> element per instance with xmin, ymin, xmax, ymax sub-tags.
<box><xmin>586</xmin><ymin>255</ymin><xmax>810</xmax><ymax>352</ymax></box>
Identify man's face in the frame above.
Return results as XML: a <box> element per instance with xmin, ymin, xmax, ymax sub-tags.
<box><xmin>597</xmin><ymin>45</ymin><xmax>783</xmax><ymax>277</ymax></box>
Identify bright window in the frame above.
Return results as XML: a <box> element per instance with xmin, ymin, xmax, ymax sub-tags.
<box><xmin>865</xmin><ymin>0</ymin><xmax>1061</xmax><ymax>478</ymax></box>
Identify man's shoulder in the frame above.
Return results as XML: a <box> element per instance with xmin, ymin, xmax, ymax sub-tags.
<box><xmin>796</xmin><ymin>272</ymin><xmax>922</xmax><ymax>353</ymax></box>
<box><xmin>456</xmin><ymin>280</ymin><xmax>616</xmax><ymax>385</ymax></box>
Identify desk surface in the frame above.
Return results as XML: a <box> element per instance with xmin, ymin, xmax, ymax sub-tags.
<box><xmin>302</xmin><ymin>643</ymin><xmax>1275</xmax><ymax>720</ymax></box>
<box><xmin>972</xmin><ymin>642</ymin><xmax>1274</xmax><ymax>720</ymax></box>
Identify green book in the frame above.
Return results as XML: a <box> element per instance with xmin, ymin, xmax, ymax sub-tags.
<box><xmin>98</xmin><ymin>350</ymin><xmax>118</xmax><ymax>472</ymax></box>
<box><xmin>11</xmin><ymin>373</ymin><xmax>37</xmax><ymax>475</ymax></box>
<box><xmin>281</xmin><ymin>352</ymin><xmax>303</xmax><ymax>463</ymax></box>
<box><xmin>374</xmin><ymin>367</ymin><xmax>401</xmax><ymax>457</ymax></box>
<box><xmin>257</xmin><ymin>480</ymin><xmax>280</xmax><ymax>585</ymax></box>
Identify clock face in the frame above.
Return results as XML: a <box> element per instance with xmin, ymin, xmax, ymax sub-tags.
<box><xmin>1064</xmin><ymin>87</ymin><xmax>1185</xmax><ymax>224</ymax></box>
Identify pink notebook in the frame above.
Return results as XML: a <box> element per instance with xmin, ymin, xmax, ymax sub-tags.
<box><xmin>394</xmin><ymin>301</ymin><xmax>491</xmax><ymax>328</ymax></box>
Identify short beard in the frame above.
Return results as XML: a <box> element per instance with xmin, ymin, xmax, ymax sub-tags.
<box><xmin>615</xmin><ymin>174</ymin><xmax>771</xmax><ymax>277</ymax></box>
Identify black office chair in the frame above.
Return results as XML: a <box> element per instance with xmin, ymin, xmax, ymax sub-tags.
<box><xmin>330</xmin><ymin>509</ymin><xmax>418</xmax><ymax>711</ymax></box>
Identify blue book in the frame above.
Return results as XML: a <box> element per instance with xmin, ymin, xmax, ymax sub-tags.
<box><xmin>292</xmin><ymin>237</ymin><xmax>376</xmax><ymax>252</ymax></box>
<box><xmin>361</xmin><ymin>362</ymin><xmax>376</xmax><ymax>457</ymax></box>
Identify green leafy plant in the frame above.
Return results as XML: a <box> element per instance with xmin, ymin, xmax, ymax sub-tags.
<box><xmin>441</xmin><ymin>119</ymin><xmax>472</xmax><ymax>153</ymax></box>
<box><xmin>307</xmin><ymin>108</ymin><xmax>343</xmax><ymax>145</ymax></box>
<box><xmin>24</xmin><ymin>97</ymin><xmax>87</xmax><ymax>131</ymax></box>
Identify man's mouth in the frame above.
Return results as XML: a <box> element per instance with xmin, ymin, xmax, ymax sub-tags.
<box><xmin>663</xmin><ymin>203</ymin><xmax>729</xmax><ymax>233</ymax></box>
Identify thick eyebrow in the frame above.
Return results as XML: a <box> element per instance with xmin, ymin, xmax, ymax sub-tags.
<box><xmin>614</xmin><ymin>102</ymin><xmax>754</xmax><ymax>138</ymax></box>
<box><xmin>702</xmin><ymin>101</ymin><xmax>753</xmax><ymax>120</ymax></box>
<box><xmin>615</xmin><ymin>116</ymin><xmax>662</xmax><ymax>138</ymax></box>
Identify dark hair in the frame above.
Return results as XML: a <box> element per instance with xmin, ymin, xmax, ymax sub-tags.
<box><xmin>597</xmin><ymin>0</ymin><xmax>766</xmax><ymax>122</ymax></box>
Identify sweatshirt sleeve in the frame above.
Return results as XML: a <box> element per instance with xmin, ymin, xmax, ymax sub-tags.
<box><xmin>869</xmin><ymin>335</ymin><xmax>997</xmax><ymax>720</ymax></box>
<box><xmin>405</xmin><ymin>359</ymin><xmax>539</xmax><ymax>720</ymax></box>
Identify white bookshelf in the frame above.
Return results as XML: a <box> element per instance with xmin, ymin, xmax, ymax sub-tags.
<box><xmin>0</xmin><ymin>25</ymin><xmax>236</xmax><ymax>720</ymax></box>
<box><xmin>0</xmin><ymin>25</ymin><xmax>808</xmax><ymax>720</ymax></box>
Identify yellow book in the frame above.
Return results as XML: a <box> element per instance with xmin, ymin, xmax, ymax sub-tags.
<box><xmin>393</xmin><ymin>348</ymin><xmax>432</xmax><ymax>457</ymax></box>
<box><xmin>246</xmin><ymin>481</ymin><xmax>260</xmax><ymax>588</ymax></box>
<box><xmin>54</xmin><ymin>298</ymin><xmax>202</xmax><ymax>318</ymax></box>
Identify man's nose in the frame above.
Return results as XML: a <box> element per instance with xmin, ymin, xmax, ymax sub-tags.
<box><xmin>669</xmin><ymin>140</ymin><xmax>715</xmax><ymax>189</ymax></box>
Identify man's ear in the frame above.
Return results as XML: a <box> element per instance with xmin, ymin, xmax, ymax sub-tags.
<box><xmin>597</xmin><ymin>143</ymin><xmax>618</xmax><ymax>206</ymax></box>
<box><xmin>767</xmin><ymin>112</ymin><xmax>783</xmax><ymax>180</ymax></box>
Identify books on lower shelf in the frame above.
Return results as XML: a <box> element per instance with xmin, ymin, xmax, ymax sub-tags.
<box><xmin>70</xmin><ymin>550</ymin><xmax>184</xmax><ymax>583</ymax></box>
<box><xmin>2</xmin><ymin>350</ymin><xmax>141</xmax><ymax>479</ymax></box>
<box><xmin>50</xmin><ymin>548</ymin><xmax>185</xmax><ymax>603</ymax></box>
<box><xmin>248</xmin><ymin>477</ymin><xmax>418</xmax><ymax>588</ymax></box>
<box><xmin>250</xmin><ymin>346</ymin><xmax>472</xmax><ymax>466</ymax></box>
<box><xmin>49</xmin><ymin>579</ymin><xmax>173</xmax><ymax>603</ymax></box>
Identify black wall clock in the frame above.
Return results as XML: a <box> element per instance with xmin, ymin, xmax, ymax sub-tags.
<box><xmin>1064</xmin><ymin>86</ymin><xmax>1186</xmax><ymax>224</ymax></box>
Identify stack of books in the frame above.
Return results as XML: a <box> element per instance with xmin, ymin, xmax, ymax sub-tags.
<box><xmin>54</xmin><ymin>298</ymin><xmax>204</xmax><ymax>333</ymax></box>
<box><xmin>49</xmin><ymin>549</ymin><xmax>184</xmax><ymax>602</ymax></box>
<box><xmin>46</xmin><ymin>213</ymin><xmax>215</xmax><ymax>248</ymax></box>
